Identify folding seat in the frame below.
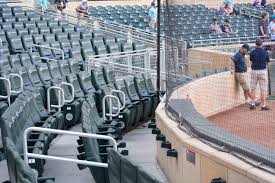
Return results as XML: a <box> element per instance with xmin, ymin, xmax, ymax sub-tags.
<box><xmin>68</xmin><ymin>58</ymin><xmax>81</xmax><ymax>74</ymax></box>
<box><xmin>93</xmin><ymin>30</ymin><xmax>105</xmax><ymax>38</ymax></box>
<box><xmin>56</xmin><ymin>33</ymin><xmax>68</xmax><ymax>42</ymax></box>
<box><xmin>38</xmin><ymin>27</ymin><xmax>50</xmax><ymax>34</ymax></box>
<box><xmin>50</xmin><ymin>26</ymin><xmax>63</xmax><ymax>34</ymax></box>
<box><xmin>1</xmin><ymin>23</ymin><xmax>13</xmax><ymax>30</ymax></box>
<box><xmin>16</xmin><ymin>67</ymin><xmax>33</xmax><ymax>88</ymax></box>
<box><xmin>95</xmin><ymin>44</ymin><xmax>107</xmax><ymax>55</ymax></box>
<box><xmin>76</xmin><ymin>71</ymin><xmax>97</xmax><ymax>95</ymax></box>
<box><xmin>107</xmin><ymin>43</ymin><xmax>120</xmax><ymax>53</ymax></box>
<box><xmin>0</xmin><ymin>35</ymin><xmax>8</xmax><ymax>46</ymax></box>
<box><xmin>68</xmin><ymin>32</ymin><xmax>80</xmax><ymax>41</ymax></box>
<box><xmin>12</xmin><ymin>22</ymin><xmax>24</xmax><ymax>29</ymax></box>
<box><xmin>9</xmin><ymin>37</ymin><xmax>24</xmax><ymax>54</ymax></box>
<box><xmin>66</xmin><ymin>74</ymin><xmax>86</xmax><ymax>99</ymax></box>
<box><xmin>114</xmin><ymin>79</ymin><xmax>143</xmax><ymax>124</ymax></box>
<box><xmin>48</xmin><ymin>21</ymin><xmax>59</xmax><ymax>28</ymax></box>
<box><xmin>8</xmin><ymin>54</ymin><xmax>22</xmax><ymax>68</ymax></box>
<box><xmin>81</xmin><ymin>47</ymin><xmax>95</xmax><ymax>61</ymax></box>
<box><xmin>134</xmin><ymin>74</ymin><xmax>159</xmax><ymax>115</ymax></box>
<box><xmin>6</xmin><ymin>29</ymin><xmax>18</xmax><ymax>39</ymax></box>
<box><xmin>29</xmin><ymin>52</ymin><xmax>43</xmax><ymax>65</ymax></box>
<box><xmin>70</xmin><ymin>40</ymin><xmax>81</xmax><ymax>49</ymax></box>
<box><xmin>27</xmin><ymin>65</ymin><xmax>44</xmax><ymax>87</ymax></box>
<box><xmin>121</xmin><ymin>43</ymin><xmax>133</xmax><ymax>52</ymax></box>
<box><xmin>13</xmin><ymin>10</ymin><xmax>25</xmax><ymax>17</ymax></box>
<box><xmin>80</xmin><ymin>39</ymin><xmax>92</xmax><ymax>48</ymax></box>
<box><xmin>74</xmin><ymin>26</ymin><xmax>85</xmax><ymax>32</ymax></box>
<box><xmin>36</xmin><ymin>21</ymin><xmax>48</xmax><ymax>28</ymax></box>
<box><xmin>115</xmin><ymin>35</ymin><xmax>128</xmax><ymax>44</ymax></box>
<box><xmin>124</xmin><ymin>77</ymin><xmax>152</xmax><ymax>119</ymax></box>
<box><xmin>62</xmin><ymin>25</ymin><xmax>75</xmax><ymax>33</ymax></box>
<box><xmin>48</xmin><ymin>62</ymin><xmax>62</xmax><ymax>80</ymax></box>
<box><xmin>17</xmin><ymin>28</ymin><xmax>29</xmax><ymax>36</ymax></box>
<box><xmin>92</xmin><ymin>37</ymin><xmax>105</xmax><ymax>48</ymax></box>
<box><xmin>16</xmin><ymin>15</ymin><xmax>28</xmax><ymax>22</ymax></box>
<box><xmin>4</xmin><ymin>138</ymin><xmax>57</xmax><ymax>183</ymax></box>
<box><xmin>51</xmin><ymin>79</ymin><xmax>81</xmax><ymax>128</ymax></box>
<box><xmin>24</xmin><ymin>9</ymin><xmax>36</xmax><ymax>16</ymax></box>
<box><xmin>69</xmin><ymin>48</ymin><xmax>84</xmax><ymax>63</ymax></box>
<box><xmin>44</xmin><ymin>34</ymin><xmax>56</xmax><ymax>43</ymax></box>
<box><xmin>41</xmin><ymin>15</ymin><xmax>52</xmax><ymax>21</ymax></box>
<box><xmin>33</xmin><ymin>34</ymin><xmax>45</xmax><ymax>45</ymax></box>
<box><xmin>36</xmin><ymin>64</ymin><xmax>53</xmax><ymax>86</ymax></box>
<box><xmin>133</xmin><ymin>42</ymin><xmax>145</xmax><ymax>50</ymax></box>
<box><xmin>60</xmin><ymin>40</ymin><xmax>71</xmax><ymax>56</ymax></box>
<box><xmin>80</xmin><ymin>31</ymin><xmax>93</xmax><ymax>39</ymax></box>
<box><xmin>103</xmin><ymin>35</ymin><xmax>116</xmax><ymax>45</ymax></box>
<box><xmin>58</xmin><ymin>20</ymin><xmax>69</xmax><ymax>27</ymax></box>
<box><xmin>0</xmin><ymin>55</ymin><xmax>12</xmax><ymax>70</ymax></box>
<box><xmin>2</xmin><ymin>16</ymin><xmax>16</xmax><ymax>23</ymax></box>
<box><xmin>50</xmin><ymin>41</ymin><xmax>65</xmax><ymax>59</ymax></box>
<box><xmin>24</xmin><ymin>21</ymin><xmax>36</xmax><ymax>29</ymax></box>
<box><xmin>38</xmin><ymin>42</ymin><xmax>55</xmax><ymax>60</ymax></box>
<box><xmin>142</xmin><ymin>73</ymin><xmax>158</xmax><ymax>95</ymax></box>
<box><xmin>59</xmin><ymin>61</ymin><xmax>72</xmax><ymax>76</ymax></box>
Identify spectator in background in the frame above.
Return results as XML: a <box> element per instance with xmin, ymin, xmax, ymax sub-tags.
<box><xmin>40</xmin><ymin>0</ymin><xmax>48</xmax><ymax>13</ymax></box>
<box><xmin>230</xmin><ymin>44</ymin><xmax>253</xmax><ymax>105</ymax></box>
<box><xmin>148</xmin><ymin>2</ymin><xmax>157</xmax><ymax>28</ymax></box>
<box><xmin>221</xmin><ymin>19</ymin><xmax>232</xmax><ymax>33</ymax></box>
<box><xmin>224</xmin><ymin>3</ymin><xmax>233</xmax><ymax>15</ymax></box>
<box><xmin>249</xmin><ymin>38</ymin><xmax>270</xmax><ymax>111</ymax></box>
<box><xmin>268</xmin><ymin>15</ymin><xmax>275</xmax><ymax>39</ymax></box>
<box><xmin>209</xmin><ymin>18</ymin><xmax>222</xmax><ymax>34</ymax></box>
<box><xmin>76</xmin><ymin>0</ymin><xmax>89</xmax><ymax>17</ymax></box>
<box><xmin>259</xmin><ymin>12</ymin><xmax>269</xmax><ymax>37</ymax></box>
<box><xmin>54</xmin><ymin>0</ymin><xmax>66</xmax><ymax>16</ymax></box>
<box><xmin>253</xmin><ymin>0</ymin><xmax>262</xmax><ymax>7</ymax></box>
<box><xmin>261</xmin><ymin>0</ymin><xmax>267</xmax><ymax>6</ymax></box>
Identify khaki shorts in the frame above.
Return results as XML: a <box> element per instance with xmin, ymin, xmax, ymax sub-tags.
<box><xmin>235</xmin><ymin>72</ymin><xmax>250</xmax><ymax>91</ymax></box>
<box><xmin>250</xmin><ymin>69</ymin><xmax>268</xmax><ymax>91</ymax></box>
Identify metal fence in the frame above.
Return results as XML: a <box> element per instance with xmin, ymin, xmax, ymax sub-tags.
<box><xmin>164</xmin><ymin>0</ymin><xmax>275</xmax><ymax>173</ymax></box>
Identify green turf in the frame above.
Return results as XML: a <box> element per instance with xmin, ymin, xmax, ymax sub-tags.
<box><xmin>267</xmin><ymin>96</ymin><xmax>275</xmax><ymax>100</ymax></box>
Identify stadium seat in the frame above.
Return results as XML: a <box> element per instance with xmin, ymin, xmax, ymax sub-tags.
<box><xmin>95</xmin><ymin>44</ymin><xmax>107</xmax><ymax>55</ymax></box>
<box><xmin>8</xmin><ymin>54</ymin><xmax>22</xmax><ymax>68</ymax></box>
<box><xmin>9</xmin><ymin>37</ymin><xmax>24</xmax><ymax>53</ymax></box>
<box><xmin>48</xmin><ymin>62</ymin><xmax>62</xmax><ymax>80</ymax></box>
<box><xmin>22</xmin><ymin>35</ymin><xmax>34</xmax><ymax>52</ymax></box>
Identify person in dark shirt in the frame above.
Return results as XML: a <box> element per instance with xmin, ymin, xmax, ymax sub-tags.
<box><xmin>231</xmin><ymin>44</ymin><xmax>253</xmax><ymax>105</ymax></box>
<box><xmin>221</xmin><ymin>19</ymin><xmax>232</xmax><ymax>33</ymax></box>
<box><xmin>259</xmin><ymin>12</ymin><xmax>269</xmax><ymax>37</ymax></box>
<box><xmin>249</xmin><ymin>38</ymin><xmax>270</xmax><ymax>111</ymax></box>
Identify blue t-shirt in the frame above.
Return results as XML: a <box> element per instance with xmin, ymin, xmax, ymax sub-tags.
<box><xmin>231</xmin><ymin>51</ymin><xmax>247</xmax><ymax>72</ymax></box>
<box><xmin>250</xmin><ymin>47</ymin><xmax>270</xmax><ymax>70</ymax></box>
<box><xmin>148</xmin><ymin>6</ymin><xmax>157</xmax><ymax>20</ymax></box>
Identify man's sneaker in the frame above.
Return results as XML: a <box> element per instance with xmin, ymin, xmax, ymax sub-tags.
<box><xmin>261</xmin><ymin>106</ymin><xmax>271</xmax><ymax>111</ymax></box>
<box><xmin>250</xmin><ymin>104</ymin><xmax>256</xmax><ymax>110</ymax></box>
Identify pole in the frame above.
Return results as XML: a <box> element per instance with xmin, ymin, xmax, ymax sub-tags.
<box><xmin>157</xmin><ymin>0</ymin><xmax>161</xmax><ymax>95</ymax></box>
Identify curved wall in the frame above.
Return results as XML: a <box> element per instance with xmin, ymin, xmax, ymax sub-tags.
<box><xmin>156</xmin><ymin>71</ymin><xmax>275</xmax><ymax>183</ymax></box>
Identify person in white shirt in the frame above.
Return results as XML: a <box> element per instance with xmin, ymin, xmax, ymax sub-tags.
<box><xmin>148</xmin><ymin>2</ymin><xmax>157</xmax><ymax>28</ymax></box>
<box><xmin>268</xmin><ymin>15</ymin><xmax>275</xmax><ymax>40</ymax></box>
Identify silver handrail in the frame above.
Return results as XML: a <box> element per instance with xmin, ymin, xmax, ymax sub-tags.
<box><xmin>240</xmin><ymin>7</ymin><xmax>269</xmax><ymax>21</ymax></box>
<box><xmin>111</xmin><ymin>90</ymin><xmax>125</xmax><ymax>110</ymax></box>
<box><xmin>102</xmin><ymin>95</ymin><xmax>121</xmax><ymax>121</ymax></box>
<box><xmin>30</xmin><ymin>44</ymin><xmax>65</xmax><ymax>60</ymax></box>
<box><xmin>0</xmin><ymin>77</ymin><xmax>11</xmax><ymax>106</ymax></box>
<box><xmin>59</xmin><ymin>82</ymin><xmax>74</xmax><ymax>103</ymax></box>
<box><xmin>23</xmin><ymin>127</ymin><xmax>117</xmax><ymax>168</ymax></box>
<box><xmin>8</xmin><ymin>73</ymin><xmax>24</xmax><ymax>95</ymax></box>
<box><xmin>47</xmin><ymin>86</ymin><xmax>65</xmax><ymax>113</ymax></box>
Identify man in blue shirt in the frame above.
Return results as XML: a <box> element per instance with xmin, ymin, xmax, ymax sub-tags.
<box><xmin>148</xmin><ymin>2</ymin><xmax>157</xmax><ymax>28</ymax></box>
<box><xmin>231</xmin><ymin>44</ymin><xmax>253</xmax><ymax>105</ymax></box>
<box><xmin>250</xmin><ymin>38</ymin><xmax>270</xmax><ymax>111</ymax></box>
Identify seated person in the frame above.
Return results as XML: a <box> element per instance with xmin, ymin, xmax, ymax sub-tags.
<box><xmin>253</xmin><ymin>0</ymin><xmax>262</xmax><ymax>7</ymax></box>
<box><xmin>223</xmin><ymin>4</ymin><xmax>233</xmax><ymax>15</ymax></box>
<box><xmin>221</xmin><ymin>19</ymin><xmax>232</xmax><ymax>33</ymax></box>
<box><xmin>261</xmin><ymin>0</ymin><xmax>267</xmax><ymax>6</ymax></box>
<box><xmin>209</xmin><ymin>18</ymin><xmax>222</xmax><ymax>34</ymax></box>
<box><xmin>268</xmin><ymin>15</ymin><xmax>275</xmax><ymax>39</ymax></box>
<box><xmin>76</xmin><ymin>0</ymin><xmax>89</xmax><ymax>16</ymax></box>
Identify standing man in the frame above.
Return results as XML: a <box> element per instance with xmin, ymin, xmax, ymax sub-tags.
<box><xmin>231</xmin><ymin>44</ymin><xmax>253</xmax><ymax>105</ymax></box>
<box><xmin>148</xmin><ymin>2</ymin><xmax>157</xmax><ymax>29</ymax></box>
<box><xmin>259</xmin><ymin>12</ymin><xmax>269</xmax><ymax>37</ymax></box>
<box><xmin>250</xmin><ymin>38</ymin><xmax>270</xmax><ymax>111</ymax></box>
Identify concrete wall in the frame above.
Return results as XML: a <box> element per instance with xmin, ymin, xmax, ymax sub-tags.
<box><xmin>155</xmin><ymin>101</ymin><xmax>275</xmax><ymax>183</ymax></box>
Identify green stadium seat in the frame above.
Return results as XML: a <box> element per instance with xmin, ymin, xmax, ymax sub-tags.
<box><xmin>22</xmin><ymin>35</ymin><xmax>34</xmax><ymax>52</ymax></box>
<box><xmin>19</xmin><ymin>53</ymin><xmax>33</xmax><ymax>67</ymax></box>
<box><xmin>8</xmin><ymin>54</ymin><xmax>22</xmax><ymax>68</ymax></box>
<box><xmin>9</xmin><ymin>37</ymin><xmax>24</xmax><ymax>53</ymax></box>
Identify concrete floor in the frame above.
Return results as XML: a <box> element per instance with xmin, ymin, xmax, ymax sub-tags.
<box><xmin>0</xmin><ymin>122</ymin><xmax>168</xmax><ymax>182</ymax></box>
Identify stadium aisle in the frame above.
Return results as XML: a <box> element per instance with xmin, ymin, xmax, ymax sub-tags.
<box><xmin>123</xmin><ymin>122</ymin><xmax>169</xmax><ymax>182</ymax></box>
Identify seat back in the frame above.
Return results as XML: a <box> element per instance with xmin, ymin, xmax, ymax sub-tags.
<box><xmin>48</xmin><ymin>62</ymin><xmax>62</xmax><ymax>79</ymax></box>
<box><xmin>66</xmin><ymin>74</ymin><xmax>85</xmax><ymax>98</ymax></box>
<box><xmin>124</xmin><ymin>77</ymin><xmax>140</xmax><ymax>101</ymax></box>
<box><xmin>4</xmin><ymin>137</ymin><xmax>38</xmax><ymax>183</ymax></box>
<box><xmin>77</xmin><ymin>71</ymin><xmax>96</xmax><ymax>94</ymax></box>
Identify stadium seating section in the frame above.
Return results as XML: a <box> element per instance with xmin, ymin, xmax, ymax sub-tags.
<box><xmin>89</xmin><ymin>4</ymin><xmax>273</xmax><ymax>46</ymax></box>
<box><xmin>0</xmin><ymin>3</ymin><xmax>164</xmax><ymax>182</ymax></box>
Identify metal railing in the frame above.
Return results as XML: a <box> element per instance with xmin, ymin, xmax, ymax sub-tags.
<box><xmin>191</xmin><ymin>35</ymin><xmax>268</xmax><ymax>48</ymax></box>
<box><xmin>0</xmin><ymin>77</ymin><xmax>11</xmax><ymax>106</ymax></box>
<box><xmin>102</xmin><ymin>95</ymin><xmax>121</xmax><ymax>121</ymax></box>
<box><xmin>30</xmin><ymin>44</ymin><xmax>65</xmax><ymax>61</ymax></box>
<box><xmin>23</xmin><ymin>127</ymin><xmax>117</xmax><ymax>168</ymax></box>
<box><xmin>240</xmin><ymin>7</ymin><xmax>269</xmax><ymax>21</ymax></box>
